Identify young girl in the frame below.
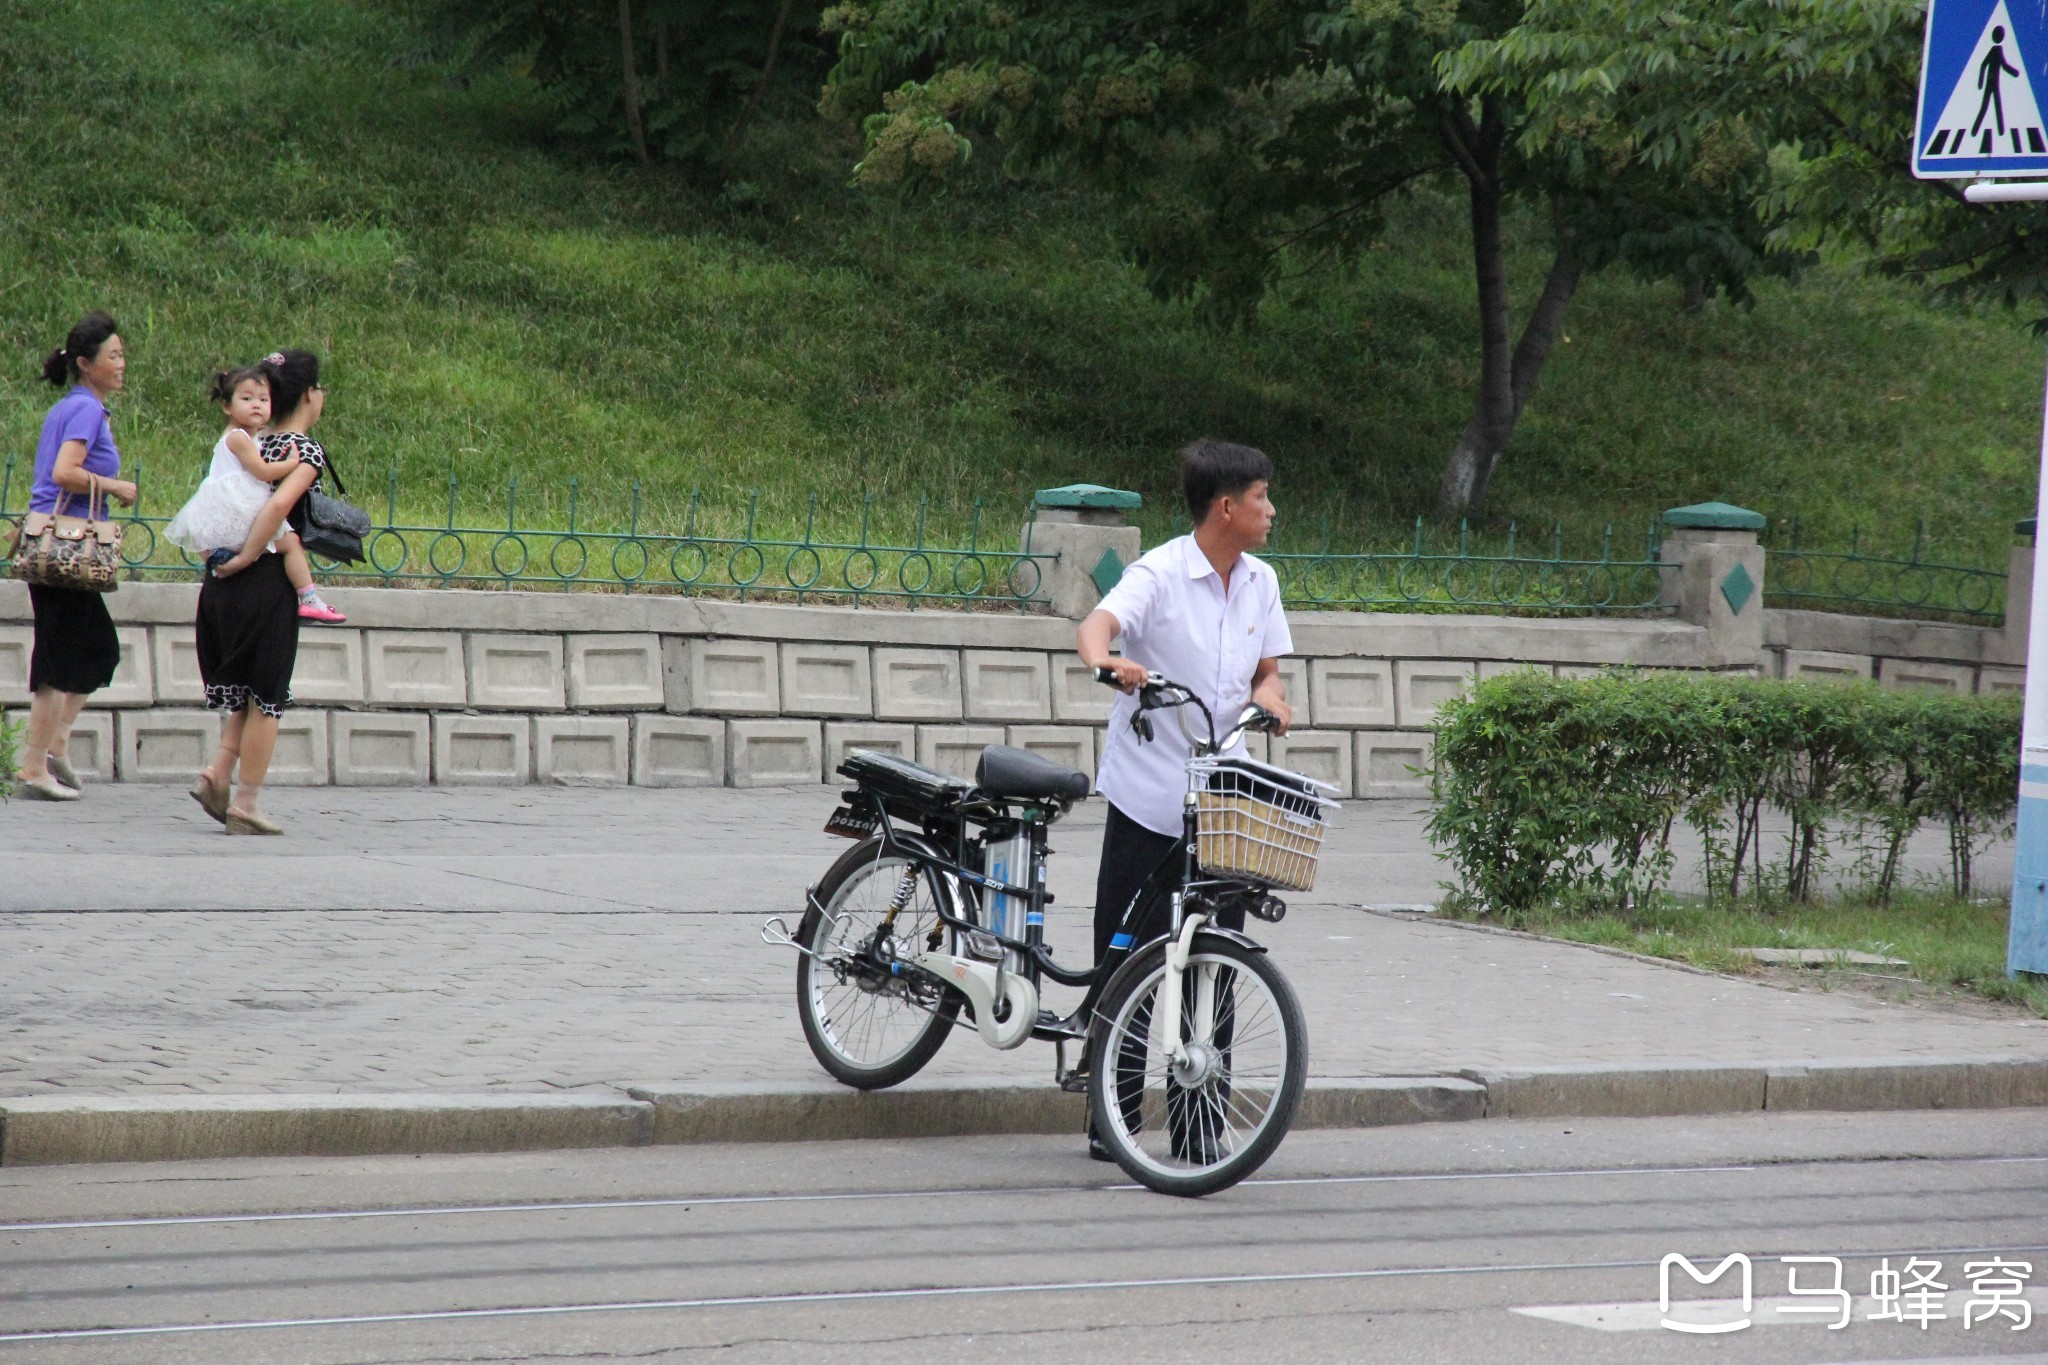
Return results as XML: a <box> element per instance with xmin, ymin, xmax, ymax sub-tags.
<box><xmin>211</xmin><ymin>350</ymin><xmax>343</xmax><ymax>608</ymax></box>
<box><xmin>163</xmin><ymin>366</ymin><xmax>345</xmax><ymax>622</ymax></box>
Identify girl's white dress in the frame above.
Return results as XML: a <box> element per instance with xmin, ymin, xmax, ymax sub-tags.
<box><xmin>164</xmin><ymin>431</ymin><xmax>279</xmax><ymax>554</ymax></box>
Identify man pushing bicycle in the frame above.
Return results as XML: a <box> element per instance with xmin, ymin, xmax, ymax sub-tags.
<box><xmin>1076</xmin><ymin>439</ymin><xmax>1295</xmax><ymax>1157</ymax></box>
<box><xmin>778</xmin><ymin>436</ymin><xmax>1322</xmax><ymax>1192</ymax></box>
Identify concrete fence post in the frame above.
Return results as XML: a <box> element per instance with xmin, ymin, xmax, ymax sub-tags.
<box><xmin>2010</xmin><ymin>517</ymin><xmax>2036</xmax><ymax>661</ymax></box>
<box><xmin>1022</xmin><ymin>484</ymin><xmax>1143</xmax><ymax>620</ymax></box>
<box><xmin>1657</xmin><ymin>502</ymin><xmax>1767</xmax><ymax>670</ymax></box>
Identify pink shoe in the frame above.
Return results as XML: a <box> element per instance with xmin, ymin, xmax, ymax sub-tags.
<box><xmin>298</xmin><ymin>599</ymin><xmax>347</xmax><ymax>623</ymax></box>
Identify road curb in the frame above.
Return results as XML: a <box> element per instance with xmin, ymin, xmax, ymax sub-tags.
<box><xmin>1462</xmin><ymin>1063</ymin><xmax>1770</xmax><ymax>1118</ymax></box>
<box><xmin>626</xmin><ymin>1080</ymin><xmax>1085</xmax><ymax>1143</ymax></box>
<box><xmin>4</xmin><ymin>1057</ymin><xmax>2045</xmax><ymax>1165</ymax></box>
<box><xmin>0</xmin><ymin>1093</ymin><xmax>653</xmax><ymax>1166</ymax></box>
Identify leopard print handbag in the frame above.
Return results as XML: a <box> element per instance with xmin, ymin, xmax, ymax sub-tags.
<box><xmin>6</xmin><ymin>474</ymin><xmax>122</xmax><ymax>592</ymax></box>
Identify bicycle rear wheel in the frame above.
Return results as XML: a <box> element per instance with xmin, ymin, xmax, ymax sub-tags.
<box><xmin>1087</xmin><ymin>937</ymin><xmax>1307</xmax><ymax>1197</ymax></box>
<box><xmin>796</xmin><ymin>837</ymin><xmax>960</xmax><ymax>1089</ymax></box>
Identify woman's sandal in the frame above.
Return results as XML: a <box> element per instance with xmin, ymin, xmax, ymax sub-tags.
<box><xmin>224</xmin><ymin>807</ymin><xmax>284</xmax><ymax>836</ymax></box>
<box><xmin>190</xmin><ymin>773</ymin><xmax>230</xmax><ymax>825</ymax></box>
<box><xmin>15</xmin><ymin>774</ymin><xmax>79</xmax><ymax>802</ymax></box>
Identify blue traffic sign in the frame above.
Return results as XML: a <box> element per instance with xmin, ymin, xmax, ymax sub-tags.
<box><xmin>1916</xmin><ymin>0</ymin><xmax>2048</xmax><ymax>177</ymax></box>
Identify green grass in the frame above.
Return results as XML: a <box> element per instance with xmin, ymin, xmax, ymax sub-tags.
<box><xmin>1444</xmin><ymin>891</ymin><xmax>2048</xmax><ymax>1017</ymax></box>
<box><xmin>0</xmin><ymin>709</ymin><xmax>17</xmax><ymax>796</ymax></box>
<box><xmin>0</xmin><ymin>0</ymin><xmax>2040</xmax><ymax>566</ymax></box>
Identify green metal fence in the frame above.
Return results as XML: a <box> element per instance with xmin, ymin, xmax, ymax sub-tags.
<box><xmin>1764</xmin><ymin>518</ymin><xmax>2008</xmax><ymax>624</ymax></box>
<box><xmin>4</xmin><ymin>457</ymin><xmax>2021</xmax><ymax>624</ymax></box>
<box><xmin>1252</xmin><ymin>518</ymin><xmax>1675</xmax><ymax>615</ymax></box>
<box><xmin>0</xmin><ymin>459</ymin><xmax>1060</xmax><ymax>612</ymax></box>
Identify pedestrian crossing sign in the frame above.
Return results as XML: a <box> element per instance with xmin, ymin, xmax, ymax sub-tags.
<box><xmin>1916</xmin><ymin>0</ymin><xmax>2048</xmax><ymax>177</ymax></box>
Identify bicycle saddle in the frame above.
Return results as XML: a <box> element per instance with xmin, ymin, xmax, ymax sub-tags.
<box><xmin>975</xmin><ymin>744</ymin><xmax>1090</xmax><ymax>803</ymax></box>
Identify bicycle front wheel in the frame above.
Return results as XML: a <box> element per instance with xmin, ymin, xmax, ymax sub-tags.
<box><xmin>796</xmin><ymin>837</ymin><xmax>961</xmax><ymax>1090</ymax></box>
<box><xmin>1088</xmin><ymin>937</ymin><xmax>1307</xmax><ymax>1197</ymax></box>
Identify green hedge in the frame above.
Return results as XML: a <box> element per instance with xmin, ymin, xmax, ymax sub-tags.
<box><xmin>1427</xmin><ymin>671</ymin><xmax>2023</xmax><ymax>913</ymax></box>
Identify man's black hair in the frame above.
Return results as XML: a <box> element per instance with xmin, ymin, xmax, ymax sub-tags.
<box><xmin>1180</xmin><ymin>438</ymin><xmax>1273</xmax><ymax>524</ymax></box>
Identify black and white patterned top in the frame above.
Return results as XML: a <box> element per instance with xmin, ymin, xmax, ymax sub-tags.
<box><xmin>257</xmin><ymin>430</ymin><xmax>327</xmax><ymax>491</ymax></box>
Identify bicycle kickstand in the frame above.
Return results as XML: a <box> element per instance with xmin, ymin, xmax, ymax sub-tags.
<box><xmin>1055</xmin><ymin>1038</ymin><xmax>1088</xmax><ymax>1094</ymax></box>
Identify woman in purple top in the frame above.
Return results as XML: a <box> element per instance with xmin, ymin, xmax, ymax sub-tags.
<box><xmin>12</xmin><ymin>312</ymin><xmax>139</xmax><ymax>801</ymax></box>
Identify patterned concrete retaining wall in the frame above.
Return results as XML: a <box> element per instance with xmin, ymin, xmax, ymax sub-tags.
<box><xmin>0</xmin><ymin>578</ymin><xmax>2028</xmax><ymax>798</ymax></box>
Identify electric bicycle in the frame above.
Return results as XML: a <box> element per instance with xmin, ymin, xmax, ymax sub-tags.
<box><xmin>764</xmin><ymin>668</ymin><xmax>1338</xmax><ymax>1196</ymax></box>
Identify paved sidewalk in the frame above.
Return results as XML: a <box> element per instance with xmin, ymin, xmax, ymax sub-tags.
<box><xmin>0</xmin><ymin>785</ymin><xmax>2031</xmax><ymax>1098</ymax></box>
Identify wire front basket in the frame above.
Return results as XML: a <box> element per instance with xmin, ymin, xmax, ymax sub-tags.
<box><xmin>1188</xmin><ymin>756</ymin><xmax>1340</xmax><ymax>893</ymax></box>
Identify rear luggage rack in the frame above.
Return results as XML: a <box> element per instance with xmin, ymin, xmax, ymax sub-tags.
<box><xmin>837</xmin><ymin>748</ymin><xmax>974</xmax><ymax>819</ymax></box>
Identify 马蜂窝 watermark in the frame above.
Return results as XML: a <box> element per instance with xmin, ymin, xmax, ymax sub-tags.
<box><xmin>1659</xmin><ymin>1253</ymin><xmax>2034</xmax><ymax>1333</ymax></box>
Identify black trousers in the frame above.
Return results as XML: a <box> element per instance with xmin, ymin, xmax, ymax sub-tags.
<box><xmin>1092</xmin><ymin>801</ymin><xmax>1245</xmax><ymax>965</ymax></box>
<box><xmin>1091</xmin><ymin>802</ymin><xmax>1244</xmax><ymax>1155</ymax></box>
<box><xmin>1093</xmin><ymin>802</ymin><xmax>1183</xmax><ymax>965</ymax></box>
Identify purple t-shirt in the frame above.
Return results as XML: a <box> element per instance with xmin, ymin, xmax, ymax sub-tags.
<box><xmin>30</xmin><ymin>387</ymin><xmax>119</xmax><ymax>514</ymax></box>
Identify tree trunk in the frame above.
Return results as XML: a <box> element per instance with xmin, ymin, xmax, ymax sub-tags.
<box><xmin>1433</xmin><ymin>101</ymin><xmax>1583</xmax><ymax>518</ymax></box>
<box><xmin>1435</xmin><ymin>102</ymin><xmax>1511</xmax><ymax>519</ymax></box>
<box><xmin>618</xmin><ymin>0</ymin><xmax>651</xmax><ymax>165</ymax></box>
<box><xmin>1507</xmin><ymin>243</ymin><xmax>1581</xmax><ymax>420</ymax></box>
<box><xmin>726</xmin><ymin>0</ymin><xmax>799</xmax><ymax>155</ymax></box>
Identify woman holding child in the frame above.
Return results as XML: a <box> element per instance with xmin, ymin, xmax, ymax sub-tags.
<box><xmin>168</xmin><ymin>348</ymin><xmax>337</xmax><ymax>834</ymax></box>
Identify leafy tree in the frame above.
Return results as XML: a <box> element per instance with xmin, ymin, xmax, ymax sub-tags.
<box><xmin>1441</xmin><ymin>0</ymin><xmax>2048</xmax><ymax>323</ymax></box>
<box><xmin>823</xmin><ymin>1</ymin><xmax>1801</xmax><ymax>514</ymax></box>
<box><xmin>430</xmin><ymin>0</ymin><xmax>821</xmax><ymax>167</ymax></box>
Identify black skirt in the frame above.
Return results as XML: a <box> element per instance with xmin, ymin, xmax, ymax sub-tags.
<box><xmin>27</xmin><ymin>583</ymin><xmax>119</xmax><ymax>695</ymax></box>
<box><xmin>195</xmin><ymin>552</ymin><xmax>300</xmax><ymax>717</ymax></box>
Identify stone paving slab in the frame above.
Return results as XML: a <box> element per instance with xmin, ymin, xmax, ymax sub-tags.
<box><xmin>0</xmin><ymin>786</ymin><xmax>2032</xmax><ymax>1098</ymax></box>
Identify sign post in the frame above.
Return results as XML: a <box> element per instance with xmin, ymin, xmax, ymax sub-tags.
<box><xmin>2016</xmin><ymin>501</ymin><xmax>2047</xmax><ymax>975</ymax></box>
<box><xmin>1913</xmin><ymin>1</ymin><xmax>2048</xmax><ymax>975</ymax></box>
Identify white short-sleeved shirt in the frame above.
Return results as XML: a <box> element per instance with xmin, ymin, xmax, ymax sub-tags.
<box><xmin>1093</xmin><ymin>535</ymin><xmax>1293</xmax><ymax>836</ymax></box>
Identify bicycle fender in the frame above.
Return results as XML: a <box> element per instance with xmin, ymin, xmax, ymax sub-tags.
<box><xmin>801</xmin><ymin>833</ymin><xmax>975</xmax><ymax>938</ymax></box>
<box><xmin>1193</xmin><ymin>925</ymin><xmax>1267</xmax><ymax>955</ymax></box>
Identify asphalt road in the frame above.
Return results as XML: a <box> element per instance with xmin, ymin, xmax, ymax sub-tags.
<box><xmin>4</xmin><ymin>1110</ymin><xmax>2046</xmax><ymax>1362</ymax></box>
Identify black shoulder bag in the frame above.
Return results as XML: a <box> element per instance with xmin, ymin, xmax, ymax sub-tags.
<box><xmin>299</xmin><ymin>452</ymin><xmax>373</xmax><ymax>565</ymax></box>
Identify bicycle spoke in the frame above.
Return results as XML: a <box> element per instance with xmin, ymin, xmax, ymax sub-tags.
<box><xmin>1096</xmin><ymin>947</ymin><xmax>1300</xmax><ymax>1186</ymax></box>
<box><xmin>801</xmin><ymin>853</ymin><xmax>954</xmax><ymax>1077</ymax></box>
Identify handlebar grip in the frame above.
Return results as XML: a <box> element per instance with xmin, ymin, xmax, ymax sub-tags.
<box><xmin>1093</xmin><ymin>666</ymin><xmax>1118</xmax><ymax>684</ymax></box>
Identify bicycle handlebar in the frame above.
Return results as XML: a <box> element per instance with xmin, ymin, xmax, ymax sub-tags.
<box><xmin>1092</xmin><ymin>665</ymin><xmax>1279</xmax><ymax>755</ymax></box>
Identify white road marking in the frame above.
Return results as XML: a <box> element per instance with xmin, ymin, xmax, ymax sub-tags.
<box><xmin>0</xmin><ymin>1162</ymin><xmax>1765</xmax><ymax>1233</ymax></box>
<box><xmin>10</xmin><ymin>1249</ymin><xmax>2048</xmax><ymax>1345</ymax></box>
<box><xmin>1516</xmin><ymin>1289</ymin><xmax>2048</xmax><ymax>1333</ymax></box>
<box><xmin>12</xmin><ymin>1153</ymin><xmax>2042</xmax><ymax>1234</ymax></box>
<box><xmin>0</xmin><ymin>1257</ymin><xmax>1664</xmax><ymax>1343</ymax></box>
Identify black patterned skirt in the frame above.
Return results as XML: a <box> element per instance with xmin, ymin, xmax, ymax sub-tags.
<box><xmin>195</xmin><ymin>552</ymin><xmax>299</xmax><ymax>717</ymax></box>
<box><xmin>27</xmin><ymin>583</ymin><xmax>119</xmax><ymax>695</ymax></box>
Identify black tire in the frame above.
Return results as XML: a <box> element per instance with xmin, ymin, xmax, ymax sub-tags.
<box><xmin>1087</xmin><ymin>936</ymin><xmax>1307</xmax><ymax>1197</ymax></box>
<box><xmin>796</xmin><ymin>837</ymin><xmax>962</xmax><ymax>1090</ymax></box>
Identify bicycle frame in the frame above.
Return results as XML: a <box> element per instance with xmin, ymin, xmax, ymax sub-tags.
<box><xmin>807</xmin><ymin>676</ymin><xmax>1282</xmax><ymax>1056</ymax></box>
<box><xmin>767</xmin><ymin>667</ymin><xmax>1321</xmax><ymax>1195</ymax></box>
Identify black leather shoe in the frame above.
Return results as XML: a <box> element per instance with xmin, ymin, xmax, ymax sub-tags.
<box><xmin>1088</xmin><ymin>1133</ymin><xmax>1115</xmax><ymax>1163</ymax></box>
